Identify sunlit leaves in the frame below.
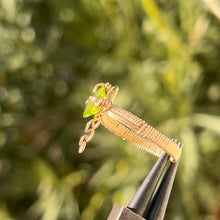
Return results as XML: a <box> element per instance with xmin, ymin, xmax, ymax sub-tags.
<box><xmin>0</xmin><ymin>0</ymin><xmax>220</xmax><ymax>219</ymax></box>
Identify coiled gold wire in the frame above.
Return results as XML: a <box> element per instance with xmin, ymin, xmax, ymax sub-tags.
<box><xmin>99</xmin><ymin>105</ymin><xmax>181</xmax><ymax>162</ymax></box>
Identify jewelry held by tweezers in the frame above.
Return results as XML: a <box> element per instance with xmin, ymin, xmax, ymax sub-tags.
<box><xmin>78</xmin><ymin>82</ymin><xmax>181</xmax><ymax>162</ymax></box>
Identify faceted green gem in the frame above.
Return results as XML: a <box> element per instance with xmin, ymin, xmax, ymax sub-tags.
<box><xmin>83</xmin><ymin>87</ymin><xmax>107</xmax><ymax>118</ymax></box>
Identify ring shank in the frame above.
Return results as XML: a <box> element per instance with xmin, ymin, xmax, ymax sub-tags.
<box><xmin>100</xmin><ymin>105</ymin><xmax>181</xmax><ymax>162</ymax></box>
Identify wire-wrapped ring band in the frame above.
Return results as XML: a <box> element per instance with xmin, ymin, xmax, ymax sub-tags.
<box><xmin>100</xmin><ymin>105</ymin><xmax>181</xmax><ymax>162</ymax></box>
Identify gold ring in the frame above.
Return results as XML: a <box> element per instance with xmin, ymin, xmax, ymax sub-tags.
<box><xmin>79</xmin><ymin>82</ymin><xmax>181</xmax><ymax>162</ymax></box>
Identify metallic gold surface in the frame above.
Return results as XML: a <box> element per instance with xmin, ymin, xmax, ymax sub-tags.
<box><xmin>79</xmin><ymin>83</ymin><xmax>182</xmax><ymax>162</ymax></box>
<box><xmin>100</xmin><ymin>105</ymin><xmax>181</xmax><ymax>162</ymax></box>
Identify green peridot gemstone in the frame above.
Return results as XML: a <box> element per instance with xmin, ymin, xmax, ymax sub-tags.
<box><xmin>83</xmin><ymin>87</ymin><xmax>107</xmax><ymax>118</ymax></box>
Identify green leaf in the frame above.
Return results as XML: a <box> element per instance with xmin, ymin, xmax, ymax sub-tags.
<box><xmin>192</xmin><ymin>113</ymin><xmax>220</xmax><ymax>135</ymax></box>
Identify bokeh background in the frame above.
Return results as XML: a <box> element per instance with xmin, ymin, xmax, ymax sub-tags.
<box><xmin>0</xmin><ymin>0</ymin><xmax>220</xmax><ymax>219</ymax></box>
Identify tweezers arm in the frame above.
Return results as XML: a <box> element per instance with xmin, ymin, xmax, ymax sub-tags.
<box><xmin>107</xmin><ymin>205</ymin><xmax>146</xmax><ymax>220</ymax></box>
<box><xmin>145</xmin><ymin>142</ymin><xmax>183</xmax><ymax>220</ymax></box>
<box><xmin>107</xmin><ymin>142</ymin><xmax>182</xmax><ymax>220</ymax></box>
<box><xmin>127</xmin><ymin>152</ymin><xmax>169</xmax><ymax>217</ymax></box>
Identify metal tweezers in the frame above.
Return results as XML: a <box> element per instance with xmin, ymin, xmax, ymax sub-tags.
<box><xmin>107</xmin><ymin>140</ymin><xmax>183</xmax><ymax>220</ymax></box>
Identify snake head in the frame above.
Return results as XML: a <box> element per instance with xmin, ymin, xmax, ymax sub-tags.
<box><xmin>83</xmin><ymin>85</ymin><xmax>108</xmax><ymax>118</ymax></box>
<box><xmin>83</xmin><ymin>82</ymin><xmax>119</xmax><ymax>118</ymax></box>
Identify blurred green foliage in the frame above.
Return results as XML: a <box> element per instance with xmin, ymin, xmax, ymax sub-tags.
<box><xmin>0</xmin><ymin>0</ymin><xmax>220</xmax><ymax>219</ymax></box>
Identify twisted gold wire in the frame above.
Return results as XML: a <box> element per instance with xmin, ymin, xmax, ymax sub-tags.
<box><xmin>78</xmin><ymin>116</ymin><xmax>100</xmax><ymax>153</ymax></box>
